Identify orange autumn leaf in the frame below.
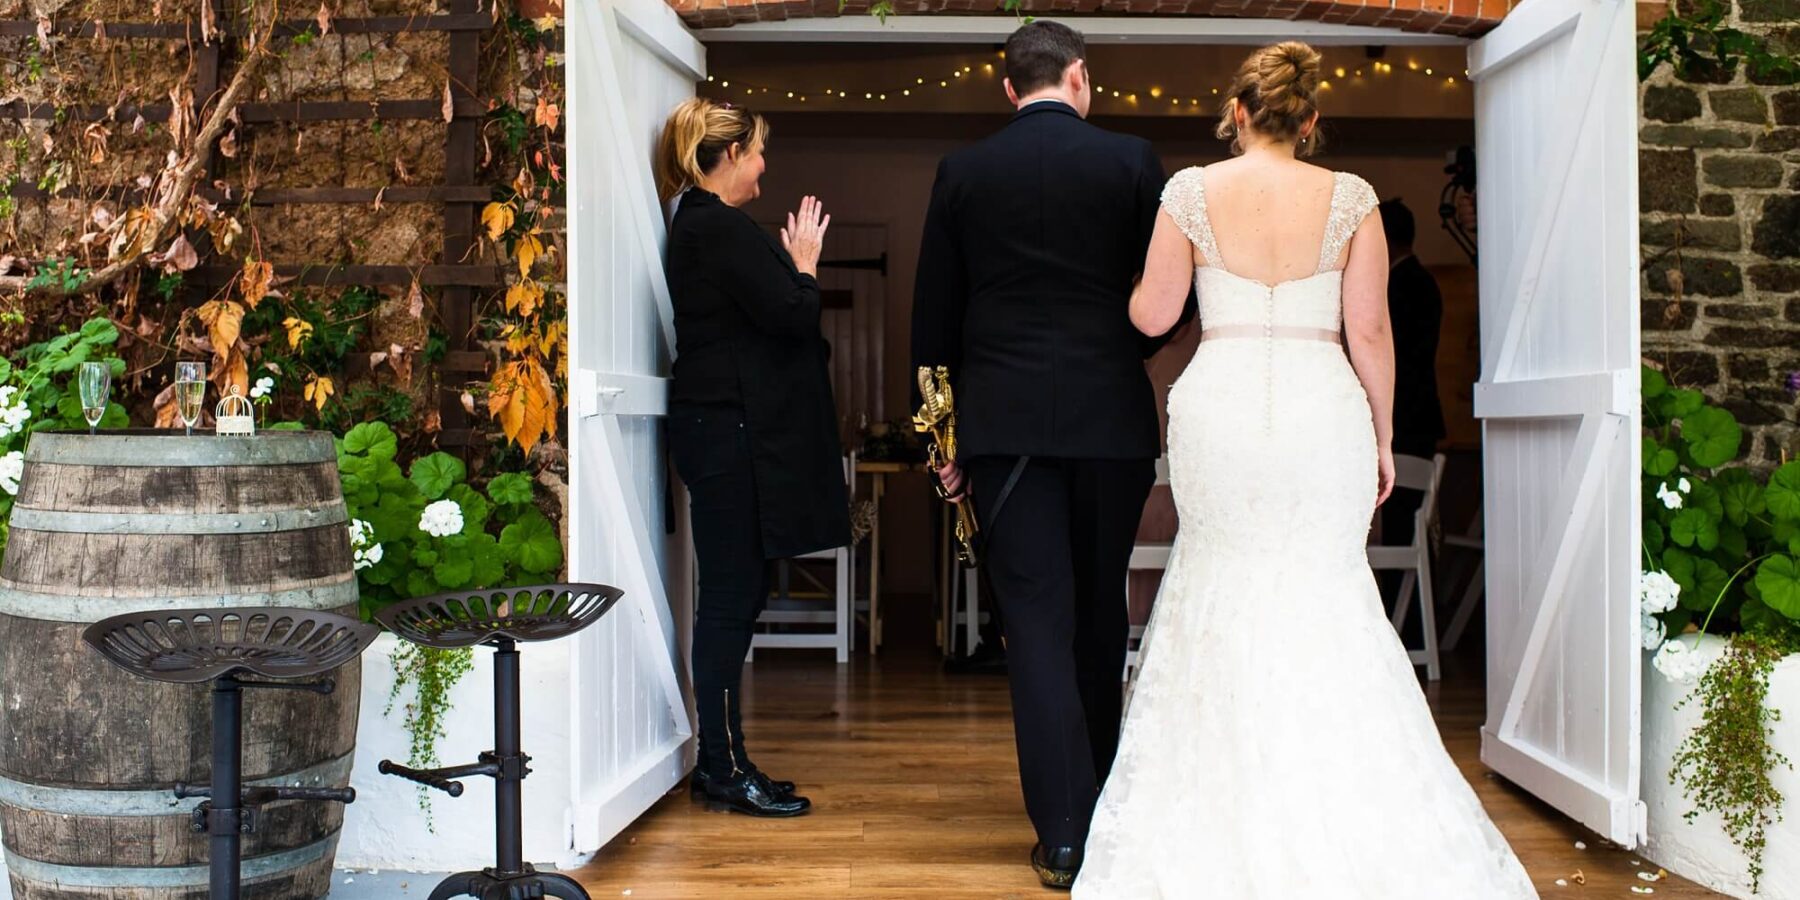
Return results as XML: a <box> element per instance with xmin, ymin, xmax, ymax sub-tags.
<box><xmin>515</xmin><ymin>232</ymin><xmax>543</xmax><ymax>280</ymax></box>
<box><xmin>504</xmin><ymin>280</ymin><xmax>543</xmax><ymax>317</ymax></box>
<box><xmin>488</xmin><ymin>358</ymin><xmax>558</xmax><ymax>453</ymax></box>
<box><xmin>239</xmin><ymin>258</ymin><xmax>274</xmax><ymax>309</ymax></box>
<box><xmin>283</xmin><ymin>316</ymin><xmax>314</xmax><ymax>350</ymax></box>
<box><xmin>534</xmin><ymin>95</ymin><xmax>560</xmax><ymax>131</ymax></box>
<box><xmin>195</xmin><ymin>299</ymin><xmax>244</xmax><ymax>356</ymax></box>
<box><xmin>481</xmin><ymin>201</ymin><xmax>516</xmax><ymax>242</ymax></box>
<box><xmin>304</xmin><ymin>375</ymin><xmax>335</xmax><ymax>411</ymax></box>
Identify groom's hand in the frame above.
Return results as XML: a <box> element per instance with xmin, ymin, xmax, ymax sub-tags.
<box><xmin>936</xmin><ymin>460</ymin><xmax>967</xmax><ymax>503</ymax></box>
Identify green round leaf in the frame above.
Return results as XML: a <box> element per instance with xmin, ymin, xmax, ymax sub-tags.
<box><xmin>1642</xmin><ymin>365</ymin><xmax>1669</xmax><ymax>400</ymax></box>
<box><xmin>469</xmin><ymin>533</ymin><xmax>507</xmax><ymax>587</ymax></box>
<box><xmin>501</xmin><ymin>511</ymin><xmax>564</xmax><ymax>574</ymax></box>
<box><xmin>1713</xmin><ymin>468</ymin><xmax>1765</xmax><ymax>526</ymax></box>
<box><xmin>1668</xmin><ymin>388</ymin><xmax>1705</xmax><ymax>419</ymax></box>
<box><xmin>1643</xmin><ymin>440</ymin><xmax>1679</xmax><ymax>478</ymax></box>
<box><xmin>1644</xmin><ymin>518</ymin><xmax>1666</xmax><ymax>555</ymax></box>
<box><xmin>1766</xmin><ymin>462</ymin><xmax>1800</xmax><ymax>521</ymax></box>
<box><xmin>1669</xmin><ymin>507</ymin><xmax>1720</xmax><ymax>550</ymax></box>
<box><xmin>409</xmin><ymin>452</ymin><xmax>466</xmax><ymax>501</ymax></box>
<box><xmin>433</xmin><ymin>556</ymin><xmax>475</xmax><ymax>589</ymax></box>
<box><xmin>342</xmin><ymin>422</ymin><xmax>398</xmax><ymax>462</ymax></box>
<box><xmin>486</xmin><ymin>472</ymin><xmax>535</xmax><ymax>507</ymax></box>
<box><xmin>1681</xmin><ymin>405</ymin><xmax>1741</xmax><ymax>469</ymax></box>
<box><xmin>1753</xmin><ymin>555</ymin><xmax>1800</xmax><ymax>619</ymax></box>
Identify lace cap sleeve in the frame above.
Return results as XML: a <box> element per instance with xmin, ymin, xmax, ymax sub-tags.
<box><xmin>1161</xmin><ymin>166</ymin><xmax>1219</xmax><ymax>265</ymax></box>
<box><xmin>1319</xmin><ymin>173</ymin><xmax>1380</xmax><ymax>272</ymax></box>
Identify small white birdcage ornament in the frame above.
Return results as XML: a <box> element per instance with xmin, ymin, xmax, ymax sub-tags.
<box><xmin>215</xmin><ymin>386</ymin><xmax>255</xmax><ymax>436</ymax></box>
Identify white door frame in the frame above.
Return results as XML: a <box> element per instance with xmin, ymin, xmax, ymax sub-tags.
<box><xmin>566</xmin><ymin>0</ymin><xmax>703</xmax><ymax>854</ymax></box>
<box><xmin>697</xmin><ymin>15</ymin><xmax>1466</xmax><ymax>45</ymax></box>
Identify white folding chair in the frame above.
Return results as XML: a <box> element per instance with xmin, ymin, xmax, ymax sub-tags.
<box><xmin>1123</xmin><ymin>458</ymin><xmax>1174</xmax><ymax>681</ymax></box>
<box><xmin>1439</xmin><ymin>501</ymin><xmax>1485</xmax><ymax>654</ymax></box>
<box><xmin>747</xmin><ymin>454</ymin><xmax>854</xmax><ymax>664</ymax></box>
<box><xmin>1367</xmin><ymin>453</ymin><xmax>1446</xmax><ymax>681</ymax></box>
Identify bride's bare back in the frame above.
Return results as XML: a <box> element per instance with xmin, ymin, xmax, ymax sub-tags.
<box><xmin>1194</xmin><ymin>157</ymin><xmax>1343</xmax><ymax>283</ymax></box>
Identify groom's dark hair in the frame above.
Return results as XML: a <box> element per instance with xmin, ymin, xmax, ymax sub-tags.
<box><xmin>1004</xmin><ymin>21</ymin><xmax>1086</xmax><ymax>97</ymax></box>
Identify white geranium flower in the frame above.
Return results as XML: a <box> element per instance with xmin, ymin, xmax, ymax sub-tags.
<box><xmin>354</xmin><ymin>541</ymin><xmax>384</xmax><ymax>571</ymax></box>
<box><xmin>1641</xmin><ymin>611</ymin><xmax>1666</xmax><ymax>650</ymax></box>
<box><xmin>1678</xmin><ymin>477</ymin><xmax>1692</xmax><ymax>493</ymax></box>
<box><xmin>249</xmin><ymin>376</ymin><xmax>275</xmax><ymax>400</ymax></box>
<box><xmin>0</xmin><ymin>450</ymin><xmax>23</xmax><ymax>496</ymax></box>
<box><xmin>1656</xmin><ymin>482</ymin><xmax>1683</xmax><ymax>509</ymax></box>
<box><xmin>1638</xmin><ymin>569</ymin><xmax>1681</xmax><ymax>614</ymax></box>
<box><xmin>419</xmin><ymin>499</ymin><xmax>464</xmax><ymax>538</ymax></box>
<box><xmin>1652</xmin><ymin>639</ymin><xmax>1710</xmax><ymax>684</ymax></box>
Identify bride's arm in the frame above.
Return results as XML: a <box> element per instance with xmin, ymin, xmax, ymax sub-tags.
<box><xmin>1341</xmin><ymin>214</ymin><xmax>1396</xmax><ymax>501</ymax></box>
<box><xmin>1130</xmin><ymin>208</ymin><xmax>1198</xmax><ymax>337</ymax></box>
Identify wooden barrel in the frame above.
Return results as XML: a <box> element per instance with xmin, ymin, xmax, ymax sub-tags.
<box><xmin>0</xmin><ymin>430</ymin><xmax>360</xmax><ymax>899</ymax></box>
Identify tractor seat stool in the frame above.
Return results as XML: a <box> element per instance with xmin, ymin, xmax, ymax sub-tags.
<box><xmin>374</xmin><ymin>583</ymin><xmax>624</xmax><ymax>900</ymax></box>
<box><xmin>82</xmin><ymin>607</ymin><xmax>379</xmax><ymax>900</ymax></box>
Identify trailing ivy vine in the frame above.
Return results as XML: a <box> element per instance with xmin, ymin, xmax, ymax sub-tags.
<box><xmin>1639</xmin><ymin>0</ymin><xmax>1800</xmax><ymax>83</ymax></box>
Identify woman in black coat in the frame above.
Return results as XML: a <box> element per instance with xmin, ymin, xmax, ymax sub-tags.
<box><xmin>655</xmin><ymin>98</ymin><xmax>850</xmax><ymax>817</ymax></box>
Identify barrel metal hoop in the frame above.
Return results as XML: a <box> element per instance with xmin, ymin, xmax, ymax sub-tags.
<box><xmin>0</xmin><ymin>752</ymin><xmax>355</xmax><ymax>817</ymax></box>
<box><xmin>9</xmin><ymin>502</ymin><xmax>348</xmax><ymax>535</ymax></box>
<box><xmin>1</xmin><ymin>832</ymin><xmax>339</xmax><ymax>887</ymax></box>
<box><xmin>0</xmin><ymin>580</ymin><xmax>359</xmax><ymax>622</ymax></box>
<box><xmin>23</xmin><ymin>431</ymin><xmax>336</xmax><ymax>468</ymax></box>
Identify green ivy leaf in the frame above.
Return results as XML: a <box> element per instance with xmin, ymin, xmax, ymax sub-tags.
<box><xmin>500</xmin><ymin>511</ymin><xmax>563</xmax><ymax>574</ymax></box>
<box><xmin>486</xmin><ymin>472</ymin><xmax>535</xmax><ymax>507</ymax></box>
<box><xmin>1753</xmin><ymin>555</ymin><xmax>1800</xmax><ymax>619</ymax></box>
<box><xmin>409</xmin><ymin>452</ymin><xmax>466</xmax><ymax>501</ymax></box>
<box><xmin>343</xmin><ymin>421</ymin><xmax>398</xmax><ymax>462</ymax></box>
<box><xmin>1765</xmin><ymin>462</ymin><xmax>1800</xmax><ymax>521</ymax></box>
<box><xmin>1670</xmin><ymin>507</ymin><xmax>1721</xmax><ymax>551</ymax></box>
<box><xmin>1681</xmin><ymin>405</ymin><xmax>1741</xmax><ymax>468</ymax></box>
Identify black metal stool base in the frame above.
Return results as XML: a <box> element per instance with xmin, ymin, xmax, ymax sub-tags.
<box><xmin>428</xmin><ymin>866</ymin><xmax>590</xmax><ymax>900</ymax></box>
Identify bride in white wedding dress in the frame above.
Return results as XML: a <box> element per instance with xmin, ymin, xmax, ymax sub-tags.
<box><xmin>1073</xmin><ymin>43</ymin><xmax>1538</xmax><ymax>899</ymax></box>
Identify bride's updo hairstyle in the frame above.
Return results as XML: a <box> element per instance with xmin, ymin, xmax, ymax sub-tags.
<box><xmin>654</xmin><ymin>97</ymin><xmax>770</xmax><ymax>202</ymax></box>
<box><xmin>1216</xmin><ymin>41</ymin><xmax>1325</xmax><ymax>157</ymax></box>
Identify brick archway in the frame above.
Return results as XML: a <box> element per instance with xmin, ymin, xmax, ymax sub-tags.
<box><xmin>669</xmin><ymin>0</ymin><xmax>1512</xmax><ymax>37</ymax></box>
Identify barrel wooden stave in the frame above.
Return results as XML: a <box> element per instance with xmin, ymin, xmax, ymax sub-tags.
<box><xmin>0</xmin><ymin>431</ymin><xmax>359</xmax><ymax>900</ymax></box>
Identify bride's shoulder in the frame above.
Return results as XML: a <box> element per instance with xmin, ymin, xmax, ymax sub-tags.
<box><xmin>1164</xmin><ymin>165</ymin><xmax>1206</xmax><ymax>192</ymax></box>
<box><xmin>1329</xmin><ymin>170</ymin><xmax>1381</xmax><ymax>219</ymax></box>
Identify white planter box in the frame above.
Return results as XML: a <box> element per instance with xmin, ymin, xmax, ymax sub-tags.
<box><xmin>337</xmin><ymin>633</ymin><xmax>583</xmax><ymax>872</ymax></box>
<box><xmin>1643</xmin><ymin>634</ymin><xmax>1800</xmax><ymax>899</ymax></box>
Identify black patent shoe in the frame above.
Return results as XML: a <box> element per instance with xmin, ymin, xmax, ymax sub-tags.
<box><xmin>1031</xmin><ymin>843</ymin><xmax>1082</xmax><ymax>889</ymax></box>
<box><xmin>689</xmin><ymin>767</ymin><xmax>796</xmax><ymax>799</ymax></box>
<box><xmin>703</xmin><ymin>771</ymin><xmax>812</xmax><ymax>817</ymax></box>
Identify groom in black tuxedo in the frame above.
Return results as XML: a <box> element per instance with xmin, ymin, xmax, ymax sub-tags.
<box><xmin>911</xmin><ymin>20</ymin><xmax>1190</xmax><ymax>888</ymax></box>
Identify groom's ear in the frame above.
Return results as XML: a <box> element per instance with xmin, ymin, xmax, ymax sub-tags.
<box><xmin>1003</xmin><ymin>77</ymin><xmax>1020</xmax><ymax>106</ymax></box>
<box><xmin>1068</xmin><ymin>60</ymin><xmax>1088</xmax><ymax>92</ymax></box>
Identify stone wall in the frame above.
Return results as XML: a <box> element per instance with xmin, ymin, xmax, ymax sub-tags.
<box><xmin>1640</xmin><ymin>0</ymin><xmax>1800</xmax><ymax>463</ymax></box>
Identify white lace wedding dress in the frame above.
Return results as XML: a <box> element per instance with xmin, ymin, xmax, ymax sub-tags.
<box><xmin>1073</xmin><ymin>168</ymin><xmax>1539</xmax><ymax>899</ymax></box>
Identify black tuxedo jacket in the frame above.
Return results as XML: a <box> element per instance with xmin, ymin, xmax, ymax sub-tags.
<box><xmin>910</xmin><ymin>101</ymin><xmax>1191</xmax><ymax>461</ymax></box>
<box><xmin>1388</xmin><ymin>254</ymin><xmax>1447</xmax><ymax>450</ymax></box>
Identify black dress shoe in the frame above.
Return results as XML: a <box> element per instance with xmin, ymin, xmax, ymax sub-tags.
<box><xmin>689</xmin><ymin>767</ymin><xmax>796</xmax><ymax>799</ymax></box>
<box><xmin>1031</xmin><ymin>843</ymin><xmax>1082</xmax><ymax>889</ymax></box>
<box><xmin>703</xmin><ymin>771</ymin><xmax>811</xmax><ymax>817</ymax></box>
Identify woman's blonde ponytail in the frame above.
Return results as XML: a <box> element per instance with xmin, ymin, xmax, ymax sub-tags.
<box><xmin>654</xmin><ymin>98</ymin><xmax>769</xmax><ymax>202</ymax></box>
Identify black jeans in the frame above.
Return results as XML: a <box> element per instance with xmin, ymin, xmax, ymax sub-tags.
<box><xmin>966</xmin><ymin>455</ymin><xmax>1156</xmax><ymax>848</ymax></box>
<box><xmin>669</xmin><ymin>405</ymin><xmax>767</xmax><ymax>781</ymax></box>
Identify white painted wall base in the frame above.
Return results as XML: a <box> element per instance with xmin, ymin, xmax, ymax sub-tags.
<box><xmin>1643</xmin><ymin>634</ymin><xmax>1800</xmax><ymax>899</ymax></box>
<box><xmin>337</xmin><ymin>634</ymin><xmax>583</xmax><ymax>871</ymax></box>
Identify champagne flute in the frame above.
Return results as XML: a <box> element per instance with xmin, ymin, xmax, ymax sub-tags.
<box><xmin>78</xmin><ymin>362</ymin><xmax>110</xmax><ymax>436</ymax></box>
<box><xmin>175</xmin><ymin>362</ymin><xmax>206</xmax><ymax>437</ymax></box>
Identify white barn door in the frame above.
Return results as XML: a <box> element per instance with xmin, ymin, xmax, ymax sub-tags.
<box><xmin>1469</xmin><ymin>0</ymin><xmax>1644</xmax><ymax>846</ymax></box>
<box><xmin>565</xmin><ymin>0</ymin><xmax>701</xmax><ymax>852</ymax></box>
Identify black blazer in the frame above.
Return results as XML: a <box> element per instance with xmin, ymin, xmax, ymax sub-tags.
<box><xmin>911</xmin><ymin>101</ymin><xmax>1190</xmax><ymax>461</ymax></box>
<box><xmin>665</xmin><ymin>188</ymin><xmax>850</xmax><ymax>559</ymax></box>
<box><xmin>1388</xmin><ymin>255</ymin><xmax>1447</xmax><ymax>449</ymax></box>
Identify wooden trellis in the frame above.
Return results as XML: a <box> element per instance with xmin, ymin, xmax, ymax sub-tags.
<box><xmin>0</xmin><ymin>0</ymin><xmax>507</xmax><ymax>449</ymax></box>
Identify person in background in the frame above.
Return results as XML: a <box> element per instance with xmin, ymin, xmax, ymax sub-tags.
<box><xmin>1378</xmin><ymin>198</ymin><xmax>1446</xmax><ymax>552</ymax></box>
<box><xmin>654</xmin><ymin>97</ymin><xmax>850</xmax><ymax>818</ymax></box>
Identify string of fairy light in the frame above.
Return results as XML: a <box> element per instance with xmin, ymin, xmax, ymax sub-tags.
<box><xmin>702</xmin><ymin>54</ymin><xmax>1468</xmax><ymax>108</ymax></box>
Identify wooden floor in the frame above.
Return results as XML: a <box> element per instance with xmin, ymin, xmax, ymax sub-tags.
<box><xmin>571</xmin><ymin>639</ymin><xmax>1718</xmax><ymax>899</ymax></box>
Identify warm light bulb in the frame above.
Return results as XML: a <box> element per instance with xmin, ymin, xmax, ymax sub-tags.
<box><xmin>866</xmin><ymin>92</ymin><xmax>873</xmax><ymax>99</ymax></box>
<box><xmin>1149</xmin><ymin>86</ymin><xmax>1163</xmax><ymax>98</ymax></box>
<box><xmin>1335</xmin><ymin>67</ymin><xmax>1346</xmax><ymax>78</ymax></box>
<box><xmin>984</xmin><ymin>63</ymin><xmax>994</xmax><ymax>73</ymax></box>
<box><xmin>903</xmin><ymin>89</ymin><xmax>911</xmax><ymax>96</ymax></box>
<box><xmin>1355</xmin><ymin>69</ymin><xmax>1364</xmax><ymax>77</ymax></box>
<box><xmin>787</xmin><ymin>92</ymin><xmax>794</xmax><ymax>98</ymax></box>
<box><xmin>1211</xmin><ymin>88</ymin><xmax>1219</xmax><ymax>95</ymax></box>
<box><xmin>1446</xmin><ymin>77</ymin><xmax>1456</xmax><ymax>85</ymax></box>
<box><xmin>954</xmin><ymin>70</ymin><xmax>963</xmax><ymax>78</ymax></box>
<box><xmin>1112</xmin><ymin>90</ymin><xmax>1120</xmax><ymax>97</ymax></box>
<box><xmin>880</xmin><ymin>93</ymin><xmax>887</xmax><ymax>100</ymax></box>
<box><xmin>917</xmin><ymin>77</ymin><xmax>926</xmax><ymax>84</ymax></box>
<box><xmin>745</xmin><ymin>88</ymin><xmax>752</xmax><ymax>95</ymax></box>
<box><xmin>721</xmin><ymin>80</ymin><xmax>730</xmax><ymax>87</ymax></box>
<box><xmin>1425</xmin><ymin>67</ymin><xmax>1434</xmax><ymax>75</ymax></box>
<box><xmin>1407</xmin><ymin>60</ymin><xmax>1419</xmax><ymax>70</ymax></box>
<box><xmin>940</xmin><ymin>81</ymin><xmax>949</xmax><ymax>88</ymax></box>
<box><xmin>706</xmin><ymin>75</ymin><xmax>715</xmax><ymax>82</ymax></box>
<box><xmin>1320</xmin><ymin>80</ymin><xmax>1331</xmax><ymax>89</ymax></box>
<box><xmin>1171</xmin><ymin>98</ymin><xmax>1180</xmax><ymax>105</ymax></box>
<box><xmin>963</xmin><ymin>66</ymin><xmax>972</xmax><ymax>73</ymax></box>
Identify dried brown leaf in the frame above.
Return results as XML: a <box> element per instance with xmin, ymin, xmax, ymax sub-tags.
<box><xmin>442</xmin><ymin>80</ymin><xmax>455</xmax><ymax>124</ymax></box>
